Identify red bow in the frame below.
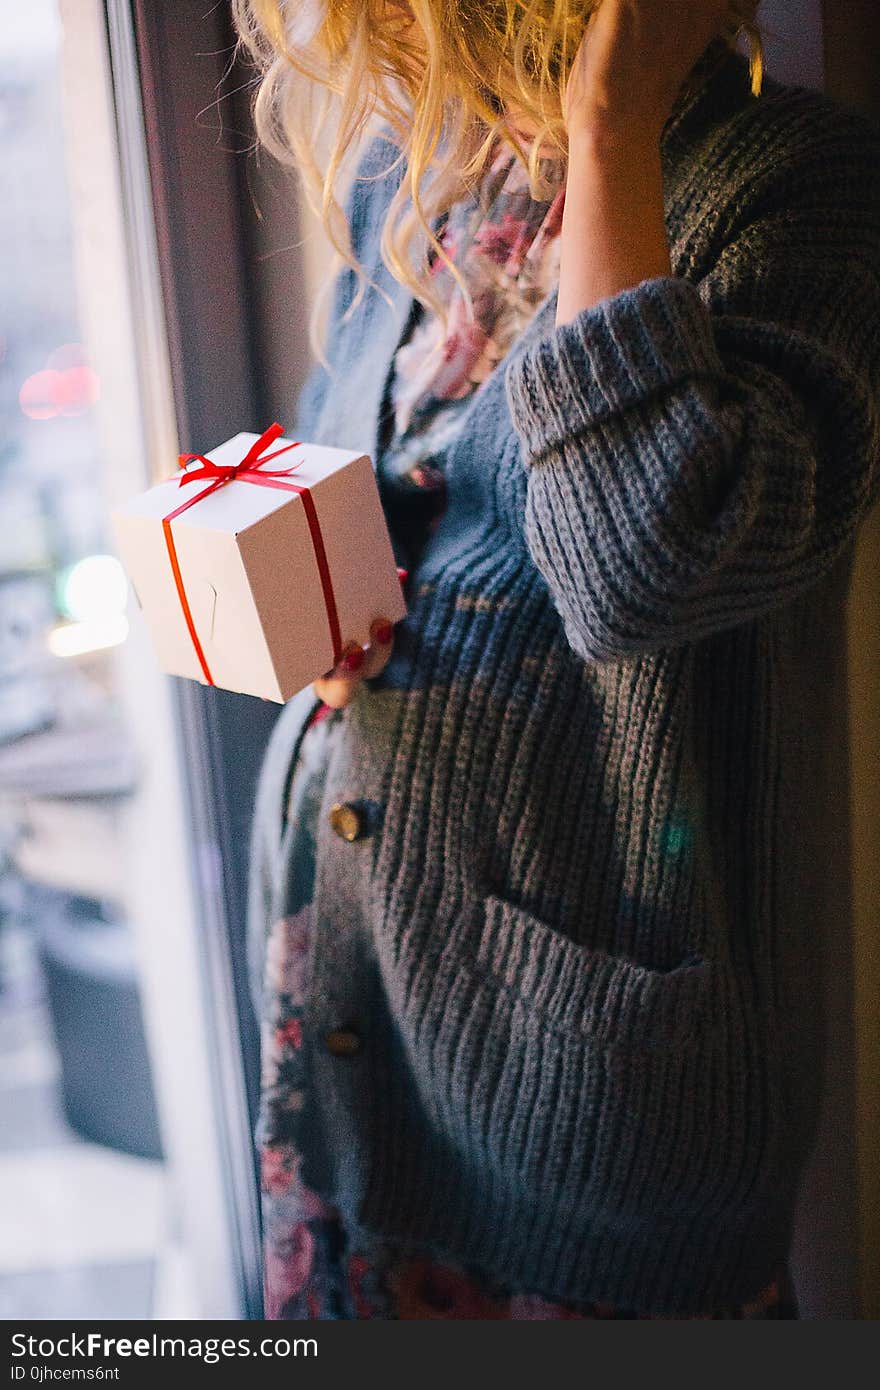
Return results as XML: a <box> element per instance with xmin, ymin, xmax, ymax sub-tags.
<box><xmin>177</xmin><ymin>421</ymin><xmax>301</xmax><ymax>488</ymax></box>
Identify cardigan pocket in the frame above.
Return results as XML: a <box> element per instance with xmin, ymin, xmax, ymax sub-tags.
<box><xmin>401</xmin><ymin>891</ymin><xmax>782</xmax><ymax>1226</ymax></box>
<box><xmin>463</xmin><ymin>892</ymin><xmax>719</xmax><ymax>1051</ymax></box>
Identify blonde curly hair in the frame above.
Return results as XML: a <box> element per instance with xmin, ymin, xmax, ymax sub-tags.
<box><xmin>231</xmin><ymin>1</ymin><xmax>765</xmax><ymax>366</ymax></box>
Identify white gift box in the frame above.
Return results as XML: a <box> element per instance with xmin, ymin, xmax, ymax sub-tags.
<box><xmin>110</xmin><ymin>426</ymin><xmax>407</xmax><ymax>702</ymax></box>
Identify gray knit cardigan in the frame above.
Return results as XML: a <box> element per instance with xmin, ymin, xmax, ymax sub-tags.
<box><xmin>248</xmin><ymin>36</ymin><xmax>880</xmax><ymax>1315</ymax></box>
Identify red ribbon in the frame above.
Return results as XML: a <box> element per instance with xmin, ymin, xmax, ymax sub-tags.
<box><xmin>161</xmin><ymin>423</ymin><xmax>343</xmax><ymax>687</ymax></box>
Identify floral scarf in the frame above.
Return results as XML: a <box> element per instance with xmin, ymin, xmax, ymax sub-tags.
<box><xmin>379</xmin><ymin>138</ymin><xmax>566</xmax><ymax>524</ymax></box>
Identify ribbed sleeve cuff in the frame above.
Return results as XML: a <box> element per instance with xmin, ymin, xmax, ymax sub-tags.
<box><xmin>505</xmin><ymin>275</ymin><xmax>724</xmax><ymax>460</ymax></box>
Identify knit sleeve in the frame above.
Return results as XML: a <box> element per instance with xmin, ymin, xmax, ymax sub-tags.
<box><xmin>503</xmin><ymin>111</ymin><xmax>880</xmax><ymax>660</ymax></box>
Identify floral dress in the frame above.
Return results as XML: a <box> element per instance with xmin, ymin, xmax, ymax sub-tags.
<box><xmin>255</xmin><ymin>137</ymin><xmax>799</xmax><ymax>1321</ymax></box>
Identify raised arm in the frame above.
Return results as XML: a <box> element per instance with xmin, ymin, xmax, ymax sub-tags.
<box><xmin>504</xmin><ymin>85</ymin><xmax>880</xmax><ymax>659</ymax></box>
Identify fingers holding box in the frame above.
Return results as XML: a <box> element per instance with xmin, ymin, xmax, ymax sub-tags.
<box><xmin>313</xmin><ymin>616</ymin><xmax>397</xmax><ymax>708</ymax></box>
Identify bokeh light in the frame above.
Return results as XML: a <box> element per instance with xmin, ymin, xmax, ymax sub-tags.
<box><xmin>55</xmin><ymin>553</ymin><xmax>129</xmax><ymax>623</ymax></box>
<box><xmin>18</xmin><ymin>342</ymin><xmax>100</xmax><ymax>419</ymax></box>
<box><xmin>47</xmin><ymin>614</ymin><xmax>129</xmax><ymax>659</ymax></box>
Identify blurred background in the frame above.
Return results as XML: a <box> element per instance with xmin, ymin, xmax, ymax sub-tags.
<box><xmin>0</xmin><ymin>0</ymin><xmax>877</xmax><ymax>1320</ymax></box>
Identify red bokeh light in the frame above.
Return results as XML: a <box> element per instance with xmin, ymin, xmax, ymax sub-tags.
<box><xmin>53</xmin><ymin>365</ymin><xmax>100</xmax><ymax>415</ymax></box>
<box><xmin>19</xmin><ymin>370</ymin><xmax>59</xmax><ymax>420</ymax></box>
<box><xmin>19</xmin><ymin>344</ymin><xmax>100</xmax><ymax>420</ymax></box>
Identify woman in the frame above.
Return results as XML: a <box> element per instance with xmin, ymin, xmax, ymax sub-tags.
<box><xmin>239</xmin><ymin>0</ymin><xmax>880</xmax><ymax>1319</ymax></box>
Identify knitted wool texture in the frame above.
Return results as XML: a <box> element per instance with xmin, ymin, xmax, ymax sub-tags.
<box><xmin>248</xmin><ymin>36</ymin><xmax>880</xmax><ymax>1316</ymax></box>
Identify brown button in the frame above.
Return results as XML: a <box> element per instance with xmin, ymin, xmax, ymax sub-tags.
<box><xmin>325</xmin><ymin>1027</ymin><xmax>362</xmax><ymax>1057</ymax></box>
<box><xmin>328</xmin><ymin>800</ymin><xmax>367</xmax><ymax>841</ymax></box>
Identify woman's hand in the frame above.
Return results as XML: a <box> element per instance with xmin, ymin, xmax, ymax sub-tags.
<box><xmin>312</xmin><ymin>618</ymin><xmax>397</xmax><ymax>709</ymax></box>
<box><xmin>563</xmin><ymin>0</ymin><xmax>730</xmax><ymax>141</ymax></box>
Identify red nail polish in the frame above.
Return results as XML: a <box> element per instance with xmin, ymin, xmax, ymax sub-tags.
<box><xmin>307</xmin><ymin>702</ymin><xmax>333</xmax><ymax>728</ymax></box>
<box><xmin>396</xmin><ymin>567</ymin><xmax>409</xmax><ymax>582</ymax></box>
<box><xmin>372</xmin><ymin>621</ymin><xmax>393</xmax><ymax>645</ymax></box>
<box><xmin>340</xmin><ymin>645</ymin><xmax>364</xmax><ymax>673</ymax></box>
